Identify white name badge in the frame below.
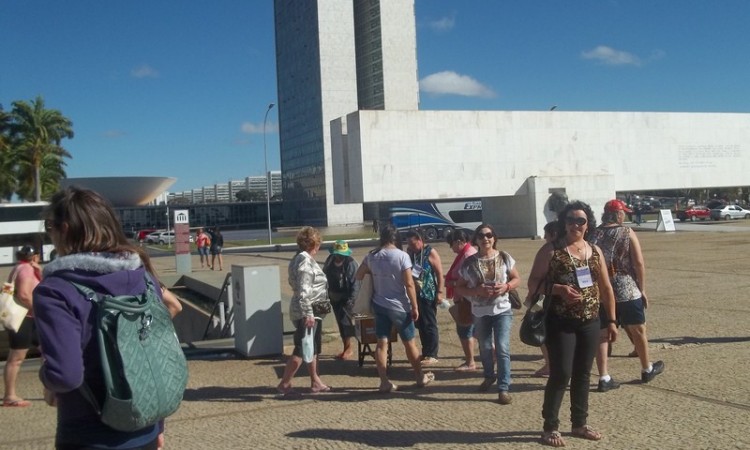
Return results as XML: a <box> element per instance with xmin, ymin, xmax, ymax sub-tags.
<box><xmin>412</xmin><ymin>263</ymin><xmax>423</xmax><ymax>278</ymax></box>
<box><xmin>575</xmin><ymin>266</ymin><xmax>594</xmax><ymax>288</ymax></box>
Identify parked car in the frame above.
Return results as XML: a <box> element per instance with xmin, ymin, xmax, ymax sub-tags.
<box><xmin>710</xmin><ymin>205</ymin><xmax>750</xmax><ymax>221</ymax></box>
<box><xmin>676</xmin><ymin>206</ymin><xmax>711</xmax><ymax>222</ymax></box>
<box><xmin>145</xmin><ymin>231</ymin><xmax>175</xmax><ymax>245</ymax></box>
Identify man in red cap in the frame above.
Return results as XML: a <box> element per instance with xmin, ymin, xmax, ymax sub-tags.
<box><xmin>589</xmin><ymin>199</ymin><xmax>664</xmax><ymax>392</ymax></box>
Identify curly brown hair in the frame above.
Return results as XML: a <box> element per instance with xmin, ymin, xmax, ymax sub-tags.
<box><xmin>296</xmin><ymin>226</ymin><xmax>321</xmax><ymax>252</ymax></box>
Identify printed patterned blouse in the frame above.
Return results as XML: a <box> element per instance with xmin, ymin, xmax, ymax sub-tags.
<box><xmin>547</xmin><ymin>245</ymin><xmax>602</xmax><ymax>321</ymax></box>
<box><xmin>589</xmin><ymin>225</ymin><xmax>642</xmax><ymax>302</ymax></box>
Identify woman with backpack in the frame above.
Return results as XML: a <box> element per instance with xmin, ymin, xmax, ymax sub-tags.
<box><xmin>33</xmin><ymin>186</ymin><xmax>183</xmax><ymax>450</ymax></box>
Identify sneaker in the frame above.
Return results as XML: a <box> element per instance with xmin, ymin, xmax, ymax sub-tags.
<box><xmin>478</xmin><ymin>377</ymin><xmax>497</xmax><ymax>392</ymax></box>
<box><xmin>641</xmin><ymin>360</ymin><xmax>665</xmax><ymax>383</ymax></box>
<box><xmin>597</xmin><ymin>378</ymin><xmax>621</xmax><ymax>392</ymax></box>
<box><xmin>497</xmin><ymin>391</ymin><xmax>513</xmax><ymax>405</ymax></box>
<box><xmin>420</xmin><ymin>357</ymin><xmax>439</xmax><ymax>366</ymax></box>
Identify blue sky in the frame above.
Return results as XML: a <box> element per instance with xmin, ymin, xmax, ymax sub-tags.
<box><xmin>3</xmin><ymin>1</ymin><xmax>749</xmax><ymax>193</ymax></box>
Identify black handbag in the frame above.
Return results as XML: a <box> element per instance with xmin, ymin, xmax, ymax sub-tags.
<box><xmin>311</xmin><ymin>299</ymin><xmax>332</xmax><ymax>316</ymax></box>
<box><xmin>519</xmin><ymin>277</ymin><xmax>550</xmax><ymax>347</ymax></box>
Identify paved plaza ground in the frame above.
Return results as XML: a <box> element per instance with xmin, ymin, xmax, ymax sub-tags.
<box><xmin>1</xmin><ymin>221</ymin><xmax>749</xmax><ymax>449</ymax></box>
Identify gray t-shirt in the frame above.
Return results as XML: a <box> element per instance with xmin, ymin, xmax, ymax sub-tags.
<box><xmin>364</xmin><ymin>247</ymin><xmax>413</xmax><ymax>313</ymax></box>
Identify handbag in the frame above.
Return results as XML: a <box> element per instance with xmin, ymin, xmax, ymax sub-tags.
<box><xmin>1</xmin><ymin>270</ymin><xmax>28</xmax><ymax>332</ymax></box>
<box><xmin>519</xmin><ymin>277</ymin><xmax>550</xmax><ymax>347</ymax></box>
<box><xmin>500</xmin><ymin>252</ymin><xmax>522</xmax><ymax>309</ymax></box>
<box><xmin>448</xmin><ymin>298</ymin><xmax>474</xmax><ymax>327</ymax></box>
<box><xmin>311</xmin><ymin>299</ymin><xmax>332</xmax><ymax>316</ymax></box>
<box><xmin>352</xmin><ymin>273</ymin><xmax>374</xmax><ymax>315</ymax></box>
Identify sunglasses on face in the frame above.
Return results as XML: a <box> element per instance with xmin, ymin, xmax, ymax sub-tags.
<box><xmin>478</xmin><ymin>232</ymin><xmax>494</xmax><ymax>239</ymax></box>
<box><xmin>565</xmin><ymin>216</ymin><xmax>587</xmax><ymax>226</ymax></box>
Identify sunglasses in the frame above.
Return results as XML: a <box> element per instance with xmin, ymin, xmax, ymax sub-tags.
<box><xmin>565</xmin><ymin>217</ymin><xmax>587</xmax><ymax>226</ymax></box>
<box><xmin>478</xmin><ymin>232</ymin><xmax>494</xmax><ymax>239</ymax></box>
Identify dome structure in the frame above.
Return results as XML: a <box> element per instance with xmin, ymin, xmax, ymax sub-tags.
<box><xmin>61</xmin><ymin>177</ymin><xmax>177</xmax><ymax>206</ymax></box>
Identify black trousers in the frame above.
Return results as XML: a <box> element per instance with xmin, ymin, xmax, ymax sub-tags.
<box><xmin>331</xmin><ymin>298</ymin><xmax>355</xmax><ymax>340</ymax></box>
<box><xmin>416</xmin><ymin>296</ymin><xmax>439</xmax><ymax>358</ymax></box>
<box><xmin>542</xmin><ymin>315</ymin><xmax>600</xmax><ymax>431</ymax></box>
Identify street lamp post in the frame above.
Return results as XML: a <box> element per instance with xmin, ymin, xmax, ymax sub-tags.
<box><xmin>263</xmin><ymin>103</ymin><xmax>275</xmax><ymax>246</ymax></box>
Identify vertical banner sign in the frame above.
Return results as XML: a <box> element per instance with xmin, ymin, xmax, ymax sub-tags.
<box><xmin>173</xmin><ymin>209</ymin><xmax>192</xmax><ymax>274</ymax></box>
<box><xmin>174</xmin><ymin>210</ymin><xmax>190</xmax><ymax>254</ymax></box>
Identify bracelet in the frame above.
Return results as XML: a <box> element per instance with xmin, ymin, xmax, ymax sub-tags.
<box><xmin>608</xmin><ymin>319</ymin><xmax>617</xmax><ymax>325</ymax></box>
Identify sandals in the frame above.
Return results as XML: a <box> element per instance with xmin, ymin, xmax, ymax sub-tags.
<box><xmin>455</xmin><ymin>362</ymin><xmax>477</xmax><ymax>372</ymax></box>
<box><xmin>541</xmin><ymin>431</ymin><xmax>565</xmax><ymax>447</ymax></box>
<box><xmin>571</xmin><ymin>425</ymin><xmax>602</xmax><ymax>441</ymax></box>
<box><xmin>2</xmin><ymin>399</ymin><xmax>31</xmax><ymax>407</ymax></box>
<box><xmin>310</xmin><ymin>384</ymin><xmax>332</xmax><ymax>394</ymax></box>
<box><xmin>628</xmin><ymin>349</ymin><xmax>639</xmax><ymax>358</ymax></box>
<box><xmin>416</xmin><ymin>372</ymin><xmax>435</xmax><ymax>387</ymax></box>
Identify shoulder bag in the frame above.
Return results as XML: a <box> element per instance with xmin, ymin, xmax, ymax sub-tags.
<box><xmin>1</xmin><ymin>269</ymin><xmax>28</xmax><ymax>332</ymax></box>
<box><xmin>500</xmin><ymin>251</ymin><xmax>522</xmax><ymax>309</ymax></box>
<box><xmin>519</xmin><ymin>275</ymin><xmax>550</xmax><ymax>347</ymax></box>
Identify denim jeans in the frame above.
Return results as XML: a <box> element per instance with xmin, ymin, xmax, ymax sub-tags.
<box><xmin>474</xmin><ymin>311</ymin><xmax>513</xmax><ymax>392</ymax></box>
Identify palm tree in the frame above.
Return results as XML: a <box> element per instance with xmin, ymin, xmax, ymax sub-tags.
<box><xmin>0</xmin><ymin>105</ymin><xmax>16</xmax><ymax>201</ymax></box>
<box><xmin>10</xmin><ymin>96</ymin><xmax>74</xmax><ymax>201</ymax></box>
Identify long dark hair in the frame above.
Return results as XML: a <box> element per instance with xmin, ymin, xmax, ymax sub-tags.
<box><xmin>43</xmin><ymin>186</ymin><xmax>156</xmax><ymax>273</ymax></box>
<box><xmin>446</xmin><ymin>228</ymin><xmax>471</xmax><ymax>245</ymax></box>
<box><xmin>556</xmin><ymin>200</ymin><xmax>597</xmax><ymax>242</ymax></box>
<box><xmin>377</xmin><ymin>224</ymin><xmax>402</xmax><ymax>250</ymax></box>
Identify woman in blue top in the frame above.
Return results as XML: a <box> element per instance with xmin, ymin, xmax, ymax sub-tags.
<box><xmin>355</xmin><ymin>225</ymin><xmax>435</xmax><ymax>392</ymax></box>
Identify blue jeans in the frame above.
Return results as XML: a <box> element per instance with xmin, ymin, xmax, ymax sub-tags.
<box><xmin>474</xmin><ymin>311</ymin><xmax>513</xmax><ymax>392</ymax></box>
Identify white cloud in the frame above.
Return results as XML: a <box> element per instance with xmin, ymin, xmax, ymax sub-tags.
<box><xmin>241</xmin><ymin>121</ymin><xmax>277</xmax><ymax>134</ymax></box>
<box><xmin>581</xmin><ymin>46</ymin><xmax>641</xmax><ymax>66</ymax></box>
<box><xmin>427</xmin><ymin>15</ymin><xmax>455</xmax><ymax>32</ymax></box>
<box><xmin>101</xmin><ymin>129</ymin><xmax>126</xmax><ymax>138</ymax></box>
<box><xmin>131</xmin><ymin>64</ymin><xmax>159</xmax><ymax>78</ymax></box>
<box><xmin>419</xmin><ymin>71</ymin><xmax>496</xmax><ymax>98</ymax></box>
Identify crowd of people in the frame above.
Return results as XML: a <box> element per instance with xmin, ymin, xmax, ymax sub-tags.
<box><xmin>279</xmin><ymin>198</ymin><xmax>665</xmax><ymax>447</ymax></box>
<box><xmin>2</xmin><ymin>188</ymin><xmax>665</xmax><ymax>448</ymax></box>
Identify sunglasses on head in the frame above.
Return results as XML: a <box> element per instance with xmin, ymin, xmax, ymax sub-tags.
<box><xmin>478</xmin><ymin>231</ymin><xmax>494</xmax><ymax>239</ymax></box>
<box><xmin>565</xmin><ymin>216</ymin><xmax>587</xmax><ymax>226</ymax></box>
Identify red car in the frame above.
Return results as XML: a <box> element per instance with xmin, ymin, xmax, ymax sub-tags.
<box><xmin>676</xmin><ymin>206</ymin><xmax>711</xmax><ymax>222</ymax></box>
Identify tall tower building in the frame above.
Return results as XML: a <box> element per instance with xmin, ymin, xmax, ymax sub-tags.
<box><xmin>273</xmin><ymin>0</ymin><xmax>418</xmax><ymax>226</ymax></box>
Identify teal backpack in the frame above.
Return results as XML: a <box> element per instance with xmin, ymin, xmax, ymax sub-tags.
<box><xmin>71</xmin><ymin>275</ymin><xmax>188</xmax><ymax>432</ymax></box>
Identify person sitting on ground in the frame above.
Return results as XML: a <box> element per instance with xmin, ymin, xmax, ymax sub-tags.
<box><xmin>355</xmin><ymin>225</ymin><xmax>435</xmax><ymax>392</ymax></box>
<box><xmin>3</xmin><ymin>245</ymin><xmax>41</xmax><ymax>408</ymax></box>
<box><xmin>444</xmin><ymin>229</ymin><xmax>478</xmax><ymax>371</ymax></box>
<box><xmin>589</xmin><ymin>199</ymin><xmax>664</xmax><ymax>393</ymax></box>
<box><xmin>322</xmin><ymin>240</ymin><xmax>359</xmax><ymax>360</ymax></box>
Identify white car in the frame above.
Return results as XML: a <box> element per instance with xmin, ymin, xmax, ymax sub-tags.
<box><xmin>145</xmin><ymin>231</ymin><xmax>175</xmax><ymax>245</ymax></box>
<box><xmin>710</xmin><ymin>205</ymin><xmax>750</xmax><ymax>220</ymax></box>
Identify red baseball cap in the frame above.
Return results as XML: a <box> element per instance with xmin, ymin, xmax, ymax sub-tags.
<box><xmin>604</xmin><ymin>199</ymin><xmax>632</xmax><ymax>213</ymax></box>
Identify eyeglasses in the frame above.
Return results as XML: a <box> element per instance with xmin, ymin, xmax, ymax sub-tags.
<box><xmin>565</xmin><ymin>216</ymin><xmax>587</xmax><ymax>226</ymax></box>
<box><xmin>478</xmin><ymin>232</ymin><xmax>494</xmax><ymax>239</ymax></box>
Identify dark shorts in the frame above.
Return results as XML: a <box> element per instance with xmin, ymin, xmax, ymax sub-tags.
<box><xmin>600</xmin><ymin>298</ymin><xmax>646</xmax><ymax>328</ymax></box>
<box><xmin>7</xmin><ymin>317</ymin><xmax>36</xmax><ymax>350</ymax></box>
<box><xmin>210</xmin><ymin>246</ymin><xmax>222</xmax><ymax>255</ymax></box>
<box><xmin>292</xmin><ymin>318</ymin><xmax>322</xmax><ymax>358</ymax></box>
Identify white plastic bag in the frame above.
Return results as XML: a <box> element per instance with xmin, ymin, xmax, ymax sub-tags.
<box><xmin>301</xmin><ymin>323</ymin><xmax>315</xmax><ymax>363</ymax></box>
<box><xmin>352</xmin><ymin>274</ymin><xmax>373</xmax><ymax>316</ymax></box>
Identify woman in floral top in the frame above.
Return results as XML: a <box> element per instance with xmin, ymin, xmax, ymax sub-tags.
<box><xmin>277</xmin><ymin>226</ymin><xmax>331</xmax><ymax>397</ymax></box>
<box><xmin>527</xmin><ymin>201</ymin><xmax>617</xmax><ymax>447</ymax></box>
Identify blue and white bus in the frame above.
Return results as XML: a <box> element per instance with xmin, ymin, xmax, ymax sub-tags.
<box><xmin>0</xmin><ymin>202</ymin><xmax>54</xmax><ymax>265</ymax></box>
<box><xmin>388</xmin><ymin>199</ymin><xmax>483</xmax><ymax>241</ymax></box>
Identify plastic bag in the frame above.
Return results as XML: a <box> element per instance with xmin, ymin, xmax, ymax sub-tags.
<box><xmin>301</xmin><ymin>324</ymin><xmax>315</xmax><ymax>363</ymax></box>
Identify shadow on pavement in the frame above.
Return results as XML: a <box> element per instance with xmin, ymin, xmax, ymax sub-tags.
<box><xmin>286</xmin><ymin>429</ymin><xmax>542</xmax><ymax>446</ymax></box>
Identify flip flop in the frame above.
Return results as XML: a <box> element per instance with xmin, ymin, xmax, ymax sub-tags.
<box><xmin>455</xmin><ymin>362</ymin><xmax>477</xmax><ymax>372</ymax></box>
<box><xmin>378</xmin><ymin>382</ymin><xmax>398</xmax><ymax>393</ymax></box>
<box><xmin>2</xmin><ymin>399</ymin><xmax>31</xmax><ymax>407</ymax></box>
<box><xmin>275</xmin><ymin>390</ymin><xmax>302</xmax><ymax>400</ymax></box>
<box><xmin>310</xmin><ymin>385</ymin><xmax>332</xmax><ymax>394</ymax></box>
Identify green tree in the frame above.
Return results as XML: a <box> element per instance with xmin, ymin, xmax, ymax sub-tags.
<box><xmin>0</xmin><ymin>105</ymin><xmax>16</xmax><ymax>200</ymax></box>
<box><xmin>235</xmin><ymin>189</ymin><xmax>263</xmax><ymax>202</ymax></box>
<box><xmin>10</xmin><ymin>96</ymin><xmax>74</xmax><ymax>201</ymax></box>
